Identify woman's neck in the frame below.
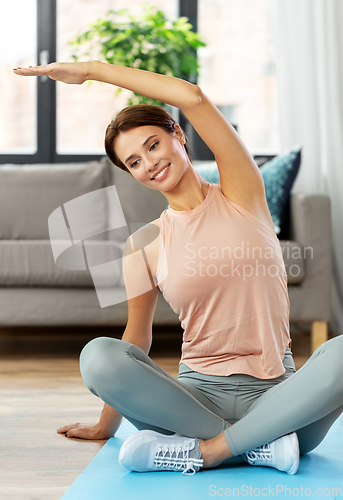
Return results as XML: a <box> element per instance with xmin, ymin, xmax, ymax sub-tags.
<box><xmin>164</xmin><ymin>168</ymin><xmax>210</xmax><ymax>211</ymax></box>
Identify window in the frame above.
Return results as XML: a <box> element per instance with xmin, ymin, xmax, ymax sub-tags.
<box><xmin>198</xmin><ymin>0</ymin><xmax>279</xmax><ymax>154</ymax></box>
<box><xmin>0</xmin><ymin>0</ymin><xmax>37</xmax><ymax>155</ymax></box>
<box><xmin>56</xmin><ymin>0</ymin><xmax>178</xmax><ymax>155</ymax></box>
<box><xmin>0</xmin><ymin>0</ymin><xmax>278</xmax><ymax>164</ymax></box>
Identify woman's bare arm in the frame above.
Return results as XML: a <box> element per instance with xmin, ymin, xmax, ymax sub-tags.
<box><xmin>14</xmin><ymin>60</ymin><xmax>267</xmax><ymax>215</ymax></box>
<box><xmin>56</xmin><ymin>233</ymin><xmax>158</xmax><ymax>440</ymax></box>
<box><xmin>14</xmin><ymin>60</ymin><xmax>199</xmax><ymax>111</ymax></box>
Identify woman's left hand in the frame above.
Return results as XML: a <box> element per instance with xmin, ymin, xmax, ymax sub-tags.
<box><xmin>13</xmin><ymin>61</ymin><xmax>91</xmax><ymax>85</ymax></box>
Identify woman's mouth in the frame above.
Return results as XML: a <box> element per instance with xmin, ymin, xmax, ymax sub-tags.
<box><xmin>152</xmin><ymin>164</ymin><xmax>170</xmax><ymax>181</ymax></box>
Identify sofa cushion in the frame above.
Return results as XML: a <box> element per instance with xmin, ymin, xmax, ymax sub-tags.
<box><xmin>0</xmin><ymin>240</ymin><xmax>94</xmax><ymax>287</ymax></box>
<box><xmin>0</xmin><ymin>160</ymin><xmax>109</xmax><ymax>240</ymax></box>
<box><xmin>0</xmin><ymin>239</ymin><xmax>128</xmax><ymax>289</ymax></box>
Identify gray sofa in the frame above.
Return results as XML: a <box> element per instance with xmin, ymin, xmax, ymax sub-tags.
<box><xmin>0</xmin><ymin>158</ymin><xmax>331</xmax><ymax>351</ymax></box>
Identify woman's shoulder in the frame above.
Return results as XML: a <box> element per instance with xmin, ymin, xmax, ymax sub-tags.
<box><xmin>129</xmin><ymin>218</ymin><xmax>160</xmax><ymax>249</ymax></box>
<box><xmin>130</xmin><ymin>218</ymin><xmax>160</xmax><ymax>279</ymax></box>
<box><xmin>211</xmin><ymin>182</ymin><xmax>275</xmax><ymax>234</ymax></box>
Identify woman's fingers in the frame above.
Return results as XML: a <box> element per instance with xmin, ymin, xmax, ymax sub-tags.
<box><xmin>65</xmin><ymin>427</ymin><xmax>93</xmax><ymax>439</ymax></box>
<box><xmin>13</xmin><ymin>62</ymin><xmax>89</xmax><ymax>84</ymax></box>
<box><xmin>57</xmin><ymin>422</ymin><xmax>104</xmax><ymax>440</ymax></box>
<box><xmin>64</xmin><ymin>427</ymin><xmax>80</xmax><ymax>439</ymax></box>
<box><xmin>13</xmin><ymin>66</ymin><xmax>49</xmax><ymax>76</ymax></box>
<box><xmin>57</xmin><ymin>422</ymin><xmax>82</xmax><ymax>434</ymax></box>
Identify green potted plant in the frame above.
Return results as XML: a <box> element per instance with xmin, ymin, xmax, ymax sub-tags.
<box><xmin>69</xmin><ymin>4</ymin><xmax>206</xmax><ymax>107</ymax></box>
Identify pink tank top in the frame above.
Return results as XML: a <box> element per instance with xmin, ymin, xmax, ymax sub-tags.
<box><xmin>156</xmin><ymin>183</ymin><xmax>291</xmax><ymax>379</ymax></box>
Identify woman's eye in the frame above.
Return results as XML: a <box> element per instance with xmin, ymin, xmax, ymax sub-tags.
<box><xmin>150</xmin><ymin>142</ymin><xmax>159</xmax><ymax>151</ymax></box>
<box><xmin>131</xmin><ymin>159</ymin><xmax>139</xmax><ymax>168</ymax></box>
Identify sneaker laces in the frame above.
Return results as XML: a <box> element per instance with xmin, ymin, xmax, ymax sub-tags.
<box><xmin>154</xmin><ymin>444</ymin><xmax>204</xmax><ymax>475</ymax></box>
<box><xmin>245</xmin><ymin>443</ymin><xmax>272</xmax><ymax>464</ymax></box>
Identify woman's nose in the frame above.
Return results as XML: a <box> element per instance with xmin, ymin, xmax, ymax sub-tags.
<box><xmin>146</xmin><ymin>158</ymin><xmax>158</xmax><ymax>172</ymax></box>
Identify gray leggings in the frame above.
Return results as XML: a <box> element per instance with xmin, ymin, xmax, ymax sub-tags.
<box><xmin>80</xmin><ymin>335</ymin><xmax>343</xmax><ymax>457</ymax></box>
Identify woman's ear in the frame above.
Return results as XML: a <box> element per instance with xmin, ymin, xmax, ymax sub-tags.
<box><xmin>173</xmin><ymin>124</ymin><xmax>186</xmax><ymax>146</ymax></box>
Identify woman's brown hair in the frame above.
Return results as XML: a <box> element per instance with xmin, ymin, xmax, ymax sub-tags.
<box><xmin>104</xmin><ymin>104</ymin><xmax>191</xmax><ymax>175</ymax></box>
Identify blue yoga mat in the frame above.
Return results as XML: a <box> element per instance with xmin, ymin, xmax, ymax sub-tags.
<box><xmin>61</xmin><ymin>416</ymin><xmax>343</xmax><ymax>500</ymax></box>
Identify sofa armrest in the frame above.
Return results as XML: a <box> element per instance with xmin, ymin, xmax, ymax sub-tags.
<box><xmin>289</xmin><ymin>193</ymin><xmax>332</xmax><ymax>322</ymax></box>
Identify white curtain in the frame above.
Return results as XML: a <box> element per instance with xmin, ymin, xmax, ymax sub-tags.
<box><xmin>271</xmin><ymin>0</ymin><xmax>343</xmax><ymax>336</ymax></box>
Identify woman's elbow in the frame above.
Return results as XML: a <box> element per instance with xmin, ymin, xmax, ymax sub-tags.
<box><xmin>182</xmin><ymin>83</ymin><xmax>204</xmax><ymax>111</ymax></box>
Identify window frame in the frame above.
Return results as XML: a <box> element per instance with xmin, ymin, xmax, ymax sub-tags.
<box><xmin>0</xmin><ymin>0</ymin><xmax>275</xmax><ymax>165</ymax></box>
<box><xmin>0</xmin><ymin>0</ymin><xmax>104</xmax><ymax>165</ymax></box>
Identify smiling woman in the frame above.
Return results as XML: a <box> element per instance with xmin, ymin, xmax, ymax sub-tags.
<box><xmin>13</xmin><ymin>57</ymin><xmax>343</xmax><ymax>478</ymax></box>
<box><xmin>113</xmin><ymin>124</ymin><xmax>192</xmax><ymax>201</ymax></box>
<box><xmin>104</xmin><ymin>104</ymin><xmax>192</xmax><ymax>176</ymax></box>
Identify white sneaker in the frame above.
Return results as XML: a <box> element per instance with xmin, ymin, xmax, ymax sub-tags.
<box><xmin>119</xmin><ymin>430</ymin><xmax>204</xmax><ymax>475</ymax></box>
<box><xmin>244</xmin><ymin>432</ymin><xmax>299</xmax><ymax>475</ymax></box>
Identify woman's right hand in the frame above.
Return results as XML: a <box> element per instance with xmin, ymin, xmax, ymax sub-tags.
<box><xmin>57</xmin><ymin>421</ymin><xmax>115</xmax><ymax>440</ymax></box>
<box><xmin>13</xmin><ymin>61</ymin><xmax>92</xmax><ymax>85</ymax></box>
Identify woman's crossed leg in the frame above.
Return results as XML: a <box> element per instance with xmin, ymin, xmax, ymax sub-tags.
<box><xmin>80</xmin><ymin>335</ymin><xmax>343</xmax><ymax>473</ymax></box>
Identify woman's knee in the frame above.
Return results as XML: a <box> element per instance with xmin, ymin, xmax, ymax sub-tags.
<box><xmin>318</xmin><ymin>336</ymin><xmax>343</xmax><ymax>396</ymax></box>
<box><xmin>79</xmin><ymin>337</ymin><xmax>132</xmax><ymax>394</ymax></box>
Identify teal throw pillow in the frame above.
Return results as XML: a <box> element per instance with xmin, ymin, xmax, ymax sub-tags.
<box><xmin>193</xmin><ymin>162</ymin><xmax>220</xmax><ymax>184</ymax></box>
<box><xmin>259</xmin><ymin>145</ymin><xmax>301</xmax><ymax>235</ymax></box>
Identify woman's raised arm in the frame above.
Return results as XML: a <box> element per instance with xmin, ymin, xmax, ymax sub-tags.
<box><xmin>14</xmin><ymin>60</ymin><xmax>200</xmax><ymax>112</ymax></box>
<box><xmin>14</xmin><ymin>61</ymin><xmax>269</xmax><ymax>221</ymax></box>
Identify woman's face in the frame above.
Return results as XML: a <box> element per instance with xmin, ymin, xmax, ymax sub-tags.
<box><xmin>114</xmin><ymin>125</ymin><xmax>190</xmax><ymax>191</ymax></box>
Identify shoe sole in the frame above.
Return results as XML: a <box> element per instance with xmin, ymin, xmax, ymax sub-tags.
<box><xmin>286</xmin><ymin>432</ymin><xmax>300</xmax><ymax>475</ymax></box>
<box><xmin>118</xmin><ymin>430</ymin><xmax>166</xmax><ymax>466</ymax></box>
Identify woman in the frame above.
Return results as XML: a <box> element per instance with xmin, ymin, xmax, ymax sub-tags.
<box><xmin>14</xmin><ymin>61</ymin><xmax>343</xmax><ymax>476</ymax></box>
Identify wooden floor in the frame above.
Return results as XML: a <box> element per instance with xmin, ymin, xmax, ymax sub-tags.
<box><xmin>0</xmin><ymin>325</ymin><xmax>315</xmax><ymax>500</ymax></box>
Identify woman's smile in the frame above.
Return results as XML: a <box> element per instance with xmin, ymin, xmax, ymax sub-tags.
<box><xmin>151</xmin><ymin>163</ymin><xmax>170</xmax><ymax>181</ymax></box>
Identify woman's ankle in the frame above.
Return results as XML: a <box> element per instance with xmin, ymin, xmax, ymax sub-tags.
<box><xmin>199</xmin><ymin>432</ymin><xmax>233</xmax><ymax>468</ymax></box>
